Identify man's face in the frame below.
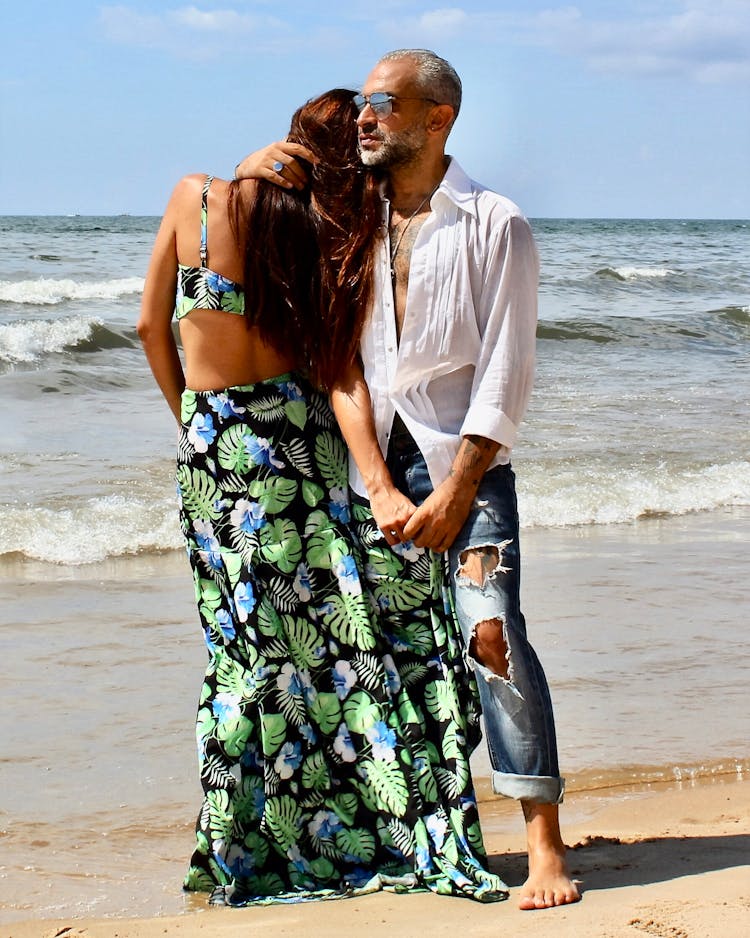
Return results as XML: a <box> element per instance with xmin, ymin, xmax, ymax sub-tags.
<box><xmin>357</xmin><ymin>60</ymin><xmax>431</xmax><ymax>169</ymax></box>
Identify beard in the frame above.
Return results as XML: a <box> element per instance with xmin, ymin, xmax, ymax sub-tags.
<box><xmin>359</xmin><ymin>122</ymin><xmax>428</xmax><ymax>168</ymax></box>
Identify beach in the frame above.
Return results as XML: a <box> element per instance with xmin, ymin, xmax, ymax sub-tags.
<box><xmin>4</xmin><ymin>777</ymin><xmax>749</xmax><ymax>938</ymax></box>
<box><xmin>1</xmin><ymin>213</ymin><xmax>748</xmax><ymax>934</ymax></box>
<box><xmin>2</xmin><ymin>509</ymin><xmax>748</xmax><ymax>936</ymax></box>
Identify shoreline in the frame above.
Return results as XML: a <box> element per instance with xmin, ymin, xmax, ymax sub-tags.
<box><xmin>3</xmin><ymin>774</ymin><xmax>748</xmax><ymax>937</ymax></box>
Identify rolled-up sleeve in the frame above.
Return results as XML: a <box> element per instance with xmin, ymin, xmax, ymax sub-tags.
<box><xmin>460</xmin><ymin>212</ymin><xmax>539</xmax><ymax>447</ymax></box>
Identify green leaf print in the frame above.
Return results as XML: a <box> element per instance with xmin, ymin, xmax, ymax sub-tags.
<box><xmin>327</xmin><ymin>792</ymin><xmax>359</xmax><ymax>826</ymax></box>
<box><xmin>234</xmin><ymin>777</ymin><xmax>265</xmax><ymax>827</ymax></box>
<box><xmin>396</xmin><ymin>619</ymin><xmax>436</xmax><ymax>655</ymax></box>
<box><xmin>256</xmin><ymin>595</ymin><xmax>283</xmax><ymax>638</ymax></box>
<box><xmin>424</xmin><ymin>681</ymin><xmax>460</xmax><ymax>723</ymax></box>
<box><xmin>217</xmin><ymin>715</ymin><xmax>252</xmax><ymax>758</ymax></box>
<box><xmin>320</xmin><ymin>593</ymin><xmax>376</xmax><ymax>650</ymax></box>
<box><xmin>258</xmin><ymin>518</ymin><xmax>302</xmax><ymax>574</ymax></box>
<box><xmin>301</xmin><ymin>750</ymin><xmax>331</xmax><ymax>792</ymax></box>
<box><xmin>263</xmin><ymin>794</ymin><xmax>303</xmax><ymax>853</ymax></box>
<box><xmin>206</xmin><ymin>789</ymin><xmax>233</xmax><ymax>844</ymax></box>
<box><xmin>397</xmin><ymin>662</ymin><xmax>430</xmax><ymax>687</ymax></box>
<box><xmin>261</xmin><ymin>712</ymin><xmax>287</xmax><ymax>756</ymax></box>
<box><xmin>313</xmin><ymin>431</ymin><xmax>348</xmax><ymax>491</ymax></box>
<box><xmin>342</xmin><ymin>690</ymin><xmax>381</xmax><ymax>734</ymax></box>
<box><xmin>196</xmin><ymin>705</ymin><xmax>215</xmax><ymax>741</ymax></box>
<box><xmin>309</xmin><ymin>856</ymin><xmax>336</xmax><ymax>883</ymax></box>
<box><xmin>307</xmin><ymin>691</ymin><xmax>341</xmax><ymax>734</ymax></box>
<box><xmin>183</xmin><ymin>866</ymin><xmax>216</xmax><ymax>892</ymax></box>
<box><xmin>434</xmin><ymin>766</ymin><xmax>461</xmax><ymax>800</ymax></box>
<box><xmin>284</xmin><ymin>399</ymin><xmax>307</xmax><ymax>429</ymax></box>
<box><xmin>307</xmin><ymin>527</ymin><xmax>350</xmax><ymax>569</ymax></box>
<box><xmin>360</xmin><ymin>758</ymin><xmax>410</xmax><ymax>816</ymax></box>
<box><xmin>440</xmin><ymin>722</ymin><xmax>462</xmax><ymax>762</ymax></box>
<box><xmin>176</xmin><ymin>465</ymin><xmax>222</xmax><ymax>522</ymax></box>
<box><xmin>363</xmin><ymin>545</ymin><xmax>404</xmax><ymax>578</ymax></box>
<box><xmin>242</xmin><ymin>831</ymin><xmax>270</xmax><ymax>868</ymax></box>
<box><xmin>335</xmin><ymin>827</ymin><xmax>377</xmax><ymax>863</ymax></box>
<box><xmin>224</xmin><ymin>550</ymin><xmax>244</xmax><ymax>590</ymax></box>
<box><xmin>302</xmin><ymin>479</ymin><xmax>325</xmax><ymax>507</ymax></box>
<box><xmin>283</xmin><ymin>615</ymin><xmax>325</xmax><ymax>670</ymax></box>
<box><xmin>248</xmin><ymin>476</ymin><xmax>298</xmax><ymax>514</ymax></box>
<box><xmin>180</xmin><ymin>392</ymin><xmax>198</xmax><ymax>426</ymax></box>
<box><xmin>215</xmin><ymin>653</ymin><xmax>253</xmax><ymax>697</ymax></box>
<box><xmin>217</xmin><ymin>424</ymin><xmax>253</xmax><ymax>473</ymax></box>
<box><xmin>373</xmin><ymin>577</ymin><xmax>431</xmax><ymax>613</ymax></box>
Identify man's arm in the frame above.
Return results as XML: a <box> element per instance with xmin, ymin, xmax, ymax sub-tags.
<box><xmin>330</xmin><ymin>362</ymin><xmax>416</xmax><ymax>546</ymax></box>
<box><xmin>403</xmin><ymin>212</ymin><xmax>539</xmax><ymax>552</ymax></box>
<box><xmin>402</xmin><ymin>434</ymin><xmax>499</xmax><ymax>552</ymax></box>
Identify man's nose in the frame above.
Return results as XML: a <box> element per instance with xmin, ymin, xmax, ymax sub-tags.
<box><xmin>356</xmin><ymin>104</ymin><xmax>377</xmax><ymax>128</ymax></box>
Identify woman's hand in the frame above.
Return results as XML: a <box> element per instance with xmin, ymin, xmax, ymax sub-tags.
<box><xmin>234</xmin><ymin>141</ymin><xmax>314</xmax><ymax>190</ymax></box>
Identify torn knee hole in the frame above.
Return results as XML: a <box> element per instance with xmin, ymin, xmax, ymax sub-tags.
<box><xmin>458</xmin><ymin>545</ymin><xmax>501</xmax><ymax>587</ymax></box>
<box><xmin>469</xmin><ymin>617</ymin><xmax>510</xmax><ymax>681</ymax></box>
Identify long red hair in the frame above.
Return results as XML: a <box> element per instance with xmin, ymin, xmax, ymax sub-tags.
<box><xmin>229</xmin><ymin>89</ymin><xmax>381</xmax><ymax>389</ymax></box>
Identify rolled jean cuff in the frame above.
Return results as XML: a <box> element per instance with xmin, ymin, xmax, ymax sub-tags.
<box><xmin>491</xmin><ymin>770</ymin><xmax>565</xmax><ymax>805</ymax></box>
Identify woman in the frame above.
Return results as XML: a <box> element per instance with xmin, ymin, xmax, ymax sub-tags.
<box><xmin>138</xmin><ymin>89</ymin><xmax>506</xmax><ymax>906</ymax></box>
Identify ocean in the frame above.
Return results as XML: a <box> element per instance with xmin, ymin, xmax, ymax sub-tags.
<box><xmin>1</xmin><ymin>214</ymin><xmax>748</xmax><ymax>922</ymax></box>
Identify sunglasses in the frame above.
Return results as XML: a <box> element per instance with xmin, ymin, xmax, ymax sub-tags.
<box><xmin>352</xmin><ymin>92</ymin><xmax>439</xmax><ymax>119</ymax></box>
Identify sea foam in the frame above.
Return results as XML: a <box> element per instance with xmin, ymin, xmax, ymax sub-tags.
<box><xmin>0</xmin><ymin>315</ymin><xmax>104</xmax><ymax>362</ymax></box>
<box><xmin>0</xmin><ymin>276</ymin><xmax>143</xmax><ymax>305</ymax></box>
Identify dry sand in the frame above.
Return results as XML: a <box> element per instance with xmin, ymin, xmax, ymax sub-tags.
<box><xmin>5</xmin><ymin>776</ymin><xmax>748</xmax><ymax>938</ymax></box>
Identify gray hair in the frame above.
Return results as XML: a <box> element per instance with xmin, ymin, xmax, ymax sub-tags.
<box><xmin>378</xmin><ymin>49</ymin><xmax>462</xmax><ymax>123</ymax></box>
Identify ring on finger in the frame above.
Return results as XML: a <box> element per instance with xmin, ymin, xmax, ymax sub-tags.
<box><xmin>272</xmin><ymin>160</ymin><xmax>285</xmax><ymax>173</ymax></box>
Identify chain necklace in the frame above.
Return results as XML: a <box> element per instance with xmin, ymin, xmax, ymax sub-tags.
<box><xmin>389</xmin><ymin>186</ymin><xmax>438</xmax><ymax>280</ymax></box>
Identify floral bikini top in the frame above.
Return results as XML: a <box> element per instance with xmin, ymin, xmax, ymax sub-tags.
<box><xmin>174</xmin><ymin>175</ymin><xmax>245</xmax><ymax>320</ymax></box>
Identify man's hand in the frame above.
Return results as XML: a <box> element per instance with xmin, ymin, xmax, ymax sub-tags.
<box><xmin>234</xmin><ymin>141</ymin><xmax>314</xmax><ymax>190</ymax></box>
<box><xmin>402</xmin><ymin>476</ymin><xmax>475</xmax><ymax>553</ymax></box>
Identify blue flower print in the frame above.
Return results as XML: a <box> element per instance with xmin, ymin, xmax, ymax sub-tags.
<box><xmin>426</xmin><ymin>811</ymin><xmax>448</xmax><ymax>850</ymax></box>
<box><xmin>274</xmin><ymin>741</ymin><xmax>303</xmax><ymax>779</ymax></box>
<box><xmin>382</xmin><ymin>653</ymin><xmax>401</xmax><ymax>696</ymax></box>
<box><xmin>334</xmin><ymin>555</ymin><xmax>362</xmax><ymax>597</ymax></box>
<box><xmin>213</xmin><ymin>692</ymin><xmax>241</xmax><ymax>724</ymax></box>
<box><xmin>308</xmin><ymin>809</ymin><xmax>343</xmax><ymax>841</ymax></box>
<box><xmin>226</xmin><ymin>845</ymin><xmax>256</xmax><ymax>878</ymax></box>
<box><xmin>230</xmin><ymin>498</ymin><xmax>266</xmax><ymax>534</ymax></box>
<box><xmin>187</xmin><ymin>411</ymin><xmax>216</xmax><ymax>454</ymax></box>
<box><xmin>215</xmin><ymin>609</ymin><xmax>236</xmax><ymax>643</ymax></box>
<box><xmin>366</xmin><ymin>721</ymin><xmax>397</xmax><ymax>762</ymax></box>
<box><xmin>279</xmin><ymin>380</ymin><xmax>303</xmax><ymax>401</ymax></box>
<box><xmin>332</xmin><ymin>660</ymin><xmax>357</xmax><ymax>701</ymax></box>
<box><xmin>276</xmin><ymin>661</ymin><xmax>303</xmax><ymax>697</ymax></box>
<box><xmin>292</xmin><ymin>562</ymin><xmax>312</xmax><ymax>601</ymax></box>
<box><xmin>333</xmin><ymin>722</ymin><xmax>356</xmax><ymax>763</ymax></box>
<box><xmin>244</xmin><ymin>435</ymin><xmax>285</xmax><ymax>471</ymax></box>
<box><xmin>207</xmin><ymin>392</ymin><xmax>246</xmax><ymax>420</ymax></box>
<box><xmin>328</xmin><ymin>486</ymin><xmax>350</xmax><ymax>523</ymax></box>
<box><xmin>300</xmin><ymin>723</ymin><xmax>318</xmax><ymax>746</ymax></box>
<box><xmin>194</xmin><ymin>520</ymin><xmax>223</xmax><ymax>570</ymax></box>
<box><xmin>205</xmin><ymin>270</ymin><xmax>238</xmax><ymax>294</ymax></box>
<box><xmin>234</xmin><ymin>581</ymin><xmax>256</xmax><ymax>623</ymax></box>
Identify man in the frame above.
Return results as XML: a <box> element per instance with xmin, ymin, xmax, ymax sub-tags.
<box><xmin>237</xmin><ymin>49</ymin><xmax>580</xmax><ymax>910</ymax></box>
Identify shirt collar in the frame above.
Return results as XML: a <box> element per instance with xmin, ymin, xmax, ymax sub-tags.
<box><xmin>378</xmin><ymin>156</ymin><xmax>478</xmax><ymax>219</ymax></box>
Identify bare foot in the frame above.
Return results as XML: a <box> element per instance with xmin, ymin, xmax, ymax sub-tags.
<box><xmin>519</xmin><ymin>801</ymin><xmax>581</xmax><ymax>910</ymax></box>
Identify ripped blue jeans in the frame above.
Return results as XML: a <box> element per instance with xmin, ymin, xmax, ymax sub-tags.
<box><xmin>386</xmin><ymin>437</ymin><xmax>564</xmax><ymax>805</ymax></box>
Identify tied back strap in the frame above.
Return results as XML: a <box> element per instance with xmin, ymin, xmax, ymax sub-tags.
<box><xmin>200</xmin><ymin>175</ymin><xmax>214</xmax><ymax>268</ymax></box>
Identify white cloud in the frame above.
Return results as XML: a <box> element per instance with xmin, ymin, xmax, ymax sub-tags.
<box><xmin>507</xmin><ymin>1</ymin><xmax>750</xmax><ymax>82</ymax></box>
<box><xmin>99</xmin><ymin>5</ymin><xmax>293</xmax><ymax>57</ymax></box>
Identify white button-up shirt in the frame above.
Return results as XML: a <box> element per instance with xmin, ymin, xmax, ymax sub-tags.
<box><xmin>351</xmin><ymin>157</ymin><xmax>539</xmax><ymax>497</ymax></box>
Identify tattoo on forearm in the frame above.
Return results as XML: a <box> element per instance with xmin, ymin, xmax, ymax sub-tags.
<box><xmin>449</xmin><ymin>435</ymin><xmax>494</xmax><ymax>487</ymax></box>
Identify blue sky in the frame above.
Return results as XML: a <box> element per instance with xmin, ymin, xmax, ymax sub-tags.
<box><xmin>2</xmin><ymin>0</ymin><xmax>749</xmax><ymax>217</ymax></box>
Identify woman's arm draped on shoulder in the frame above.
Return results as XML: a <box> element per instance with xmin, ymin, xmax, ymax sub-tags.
<box><xmin>137</xmin><ymin>183</ymin><xmax>186</xmax><ymax>423</ymax></box>
<box><xmin>234</xmin><ymin>141</ymin><xmax>314</xmax><ymax>191</ymax></box>
<box><xmin>330</xmin><ymin>362</ymin><xmax>416</xmax><ymax>546</ymax></box>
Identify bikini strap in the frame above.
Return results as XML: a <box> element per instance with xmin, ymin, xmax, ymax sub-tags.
<box><xmin>200</xmin><ymin>175</ymin><xmax>214</xmax><ymax>268</ymax></box>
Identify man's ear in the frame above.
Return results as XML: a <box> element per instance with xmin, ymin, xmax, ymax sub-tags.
<box><xmin>427</xmin><ymin>104</ymin><xmax>455</xmax><ymax>135</ymax></box>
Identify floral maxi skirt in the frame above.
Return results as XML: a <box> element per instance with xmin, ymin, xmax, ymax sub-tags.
<box><xmin>176</xmin><ymin>373</ymin><xmax>507</xmax><ymax>906</ymax></box>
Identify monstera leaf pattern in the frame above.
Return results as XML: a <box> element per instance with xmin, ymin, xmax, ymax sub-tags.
<box><xmin>177</xmin><ymin>374</ymin><xmax>508</xmax><ymax>907</ymax></box>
